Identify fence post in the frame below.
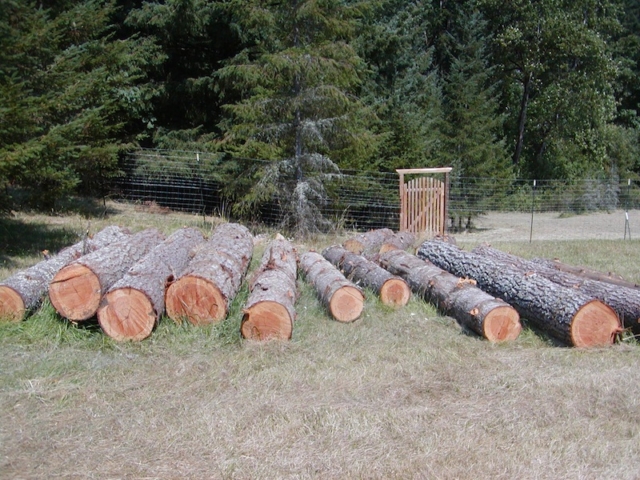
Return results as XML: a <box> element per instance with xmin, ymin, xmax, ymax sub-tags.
<box><xmin>529</xmin><ymin>179</ymin><xmax>536</xmax><ymax>243</ymax></box>
<box><xmin>625</xmin><ymin>178</ymin><xmax>631</xmax><ymax>240</ymax></box>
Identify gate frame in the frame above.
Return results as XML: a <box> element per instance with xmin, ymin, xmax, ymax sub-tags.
<box><xmin>397</xmin><ymin>167</ymin><xmax>452</xmax><ymax>234</ymax></box>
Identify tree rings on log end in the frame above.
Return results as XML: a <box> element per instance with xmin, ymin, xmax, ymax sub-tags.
<box><xmin>329</xmin><ymin>286</ymin><xmax>364</xmax><ymax>322</ymax></box>
<box><xmin>482</xmin><ymin>306</ymin><xmax>522</xmax><ymax>342</ymax></box>
<box><xmin>241</xmin><ymin>301</ymin><xmax>293</xmax><ymax>340</ymax></box>
<box><xmin>49</xmin><ymin>264</ymin><xmax>102</xmax><ymax>321</ymax></box>
<box><xmin>342</xmin><ymin>239</ymin><xmax>364</xmax><ymax>255</ymax></box>
<box><xmin>0</xmin><ymin>286</ymin><xmax>25</xmax><ymax>322</ymax></box>
<box><xmin>571</xmin><ymin>300</ymin><xmax>621</xmax><ymax>348</ymax></box>
<box><xmin>165</xmin><ymin>276</ymin><xmax>226</xmax><ymax>326</ymax></box>
<box><xmin>97</xmin><ymin>288</ymin><xmax>156</xmax><ymax>341</ymax></box>
<box><xmin>379</xmin><ymin>279</ymin><xmax>411</xmax><ymax>307</ymax></box>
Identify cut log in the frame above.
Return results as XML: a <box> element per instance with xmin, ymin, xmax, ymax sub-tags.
<box><xmin>0</xmin><ymin>225</ymin><xmax>130</xmax><ymax>322</ymax></box>
<box><xmin>241</xmin><ymin>237</ymin><xmax>297</xmax><ymax>340</ymax></box>
<box><xmin>417</xmin><ymin>240</ymin><xmax>621</xmax><ymax>347</ymax></box>
<box><xmin>472</xmin><ymin>244</ymin><xmax>640</xmax><ymax>334</ymax></box>
<box><xmin>49</xmin><ymin>229</ymin><xmax>165</xmax><ymax>322</ymax></box>
<box><xmin>532</xmin><ymin>257</ymin><xmax>640</xmax><ymax>290</ymax></box>
<box><xmin>379</xmin><ymin>231</ymin><xmax>417</xmax><ymax>254</ymax></box>
<box><xmin>97</xmin><ymin>227</ymin><xmax>205</xmax><ymax>341</ymax></box>
<box><xmin>343</xmin><ymin>228</ymin><xmax>394</xmax><ymax>255</ymax></box>
<box><xmin>378</xmin><ymin>249</ymin><xmax>521</xmax><ymax>342</ymax></box>
<box><xmin>299</xmin><ymin>251</ymin><xmax>364</xmax><ymax>322</ymax></box>
<box><xmin>165</xmin><ymin>223</ymin><xmax>254</xmax><ymax>325</ymax></box>
<box><xmin>323</xmin><ymin>245</ymin><xmax>411</xmax><ymax>307</ymax></box>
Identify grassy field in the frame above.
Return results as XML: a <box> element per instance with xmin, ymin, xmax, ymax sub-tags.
<box><xmin>1</xmin><ymin>201</ymin><xmax>640</xmax><ymax>479</ymax></box>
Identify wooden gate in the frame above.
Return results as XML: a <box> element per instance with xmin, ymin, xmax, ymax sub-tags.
<box><xmin>397</xmin><ymin>168</ymin><xmax>452</xmax><ymax>235</ymax></box>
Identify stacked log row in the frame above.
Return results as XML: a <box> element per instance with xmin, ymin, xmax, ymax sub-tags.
<box><xmin>165</xmin><ymin>223</ymin><xmax>254</xmax><ymax>325</ymax></box>
<box><xmin>323</xmin><ymin>245</ymin><xmax>411</xmax><ymax>307</ymax></box>
<box><xmin>97</xmin><ymin>227</ymin><xmax>206</xmax><ymax>341</ymax></box>
<box><xmin>473</xmin><ymin>244</ymin><xmax>640</xmax><ymax>334</ymax></box>
<box><xmin>378</xmin><ymin>231</ymin><xmax>417</xmax><ymax>255</ymax></box>
<box><xmin>0</xmin><ymin>225</ymin><xmax>130</xmax><ymax>322</ymax></box>
<box><xmin>49</xmin><ymin>229</ymin><xmax>165</xmax><ymax>322</ymax></box>
<box><xmin>299</xmin><ymin>252</ymin><xmax>364</xmax><ymax>322</ymax></box>
<box><xmin>241</xmin><ymin>237</ymin><xmax>297</xmax><ymax>340</ymax></box>
<box><xmin>343</xmin><ymin>228</ymin><xmax>394</xmax><ymax>255</ymax></box>
<box><xmin>378</xmin><ymin>249</ymin><xmax>521</xmax><ymax>342</ymax></box>
<box><xmin>417</xmin><ymin>240</ymin><xmax>621</xmax><ymax>347</ymax></box>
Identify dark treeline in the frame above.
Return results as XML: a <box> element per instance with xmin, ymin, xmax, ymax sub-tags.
<box><xmin>1</xmin><ymin>0</ymin><xmax>639</xmax><ymax>224</ymax></box>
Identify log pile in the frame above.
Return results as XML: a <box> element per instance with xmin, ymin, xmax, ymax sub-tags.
<box><xmin>343</xmin><ymin>228</ymin><xmax>394</xmax><ymax>255</ymax></box>
<box><xmin>378</xmin><ymin>231</ymin><xmax>417</xmax><ymax>255</ymax></box>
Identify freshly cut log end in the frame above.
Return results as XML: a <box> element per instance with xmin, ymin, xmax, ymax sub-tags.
<box><xmin>482</xmin><ymin>305</ymin><xmax>522</xmax><ymax>342</ymax></box>
<box><xmin>97</xmin><ymin>288</ymin><xmax>156</xmax><ymax>342</ymax></box>
<box><xmin>49</xmin><ymin>264</ymin><xmax>102</xmax><ymax>321</ymax></box>
<box><xmin>329</xmin><ymin>286</ymin><xmax>364</xmax><ymax>322</ymax></box>
<box><xmin>379</xmin><ymin>278</ymin><xmax>411</xmax><ymax>307</ymax></box>
<box><xmin>241</xmin><ymin>301</ymin><xmax>293</xmax><ymax>340</ymax></box>
<box><xmin>571</xmin><ymin>300</ymin><xmax>621</xmax><ymax>348</ymax></box>
<box><xmin>165</xmin><ymin>276</ymin><xmax>226</xmax><ymax>326</ymax></box>
<box><xmin>0</xmin><ymin>286</ymin><xmax>25</xmax><ymax>322</ymax></box>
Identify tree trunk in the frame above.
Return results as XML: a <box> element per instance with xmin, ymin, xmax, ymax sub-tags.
<box><xmin>531</xmin><ymin>257</ymin><xmax>639</xmax><ymax>290</ymax></box>
<box><xmin>513</xmin><ymin>71</ymin><xmax>532</xmax><ymax>167</ymax></box>
<box><xmin>97</xmin><ymin>228</ymin><xmax>205</xmax><ymax>341</ymax></box>
<box><xmin>323</xmin><ymin>245</ymin><xmax>411</xmax><ymax>307</ymax></box>
<box><xmin>0</xmin><ymin>225</ymin><xmax>130</xmax><ymax>322</ymax></box>
<box><xmin>473</xmin><ymin>244</ymin><xmax>640</xmax><ymax>334</ymax></box>
<box><xmin>165</xmin><ymin>223</ymin><xmax>254</xmax><ymax>325</ymax></box>
<box><xmin>49</xmin><ymin>229</ymin><xmax>164</xmax><ymax>322</ymax></box>
<box><xmin>241</xmin><ymin>237</ymin><xmax>297</xmax><ymax>340</ymax></box>
<box><xmin>343</xmin><ymin>228</ymin><xmax>394</xmax><ymax>255</ymax></box>
<box><xmin>299</xmin><ymin>251</ymin><xmax>364</xmax><ymax>322</ymax></box>
<box><xmin>417</xmin><ymin>240</ymin><xmax>621</xmax><ymax>347</ymax></box>
<box><xmin>378</xmin><ymin>249</ymin><xmax>521</xmax><ymax>342</ymax></box>
<box><xmin>378</xmin><ymin>231</ymin><xmax>417</xmax><ymax>254</ymax></box>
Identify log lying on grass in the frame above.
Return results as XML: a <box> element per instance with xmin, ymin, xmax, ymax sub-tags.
<box><xmin>241</xmin><ymin>237</ymin><xmax>297</xmax><ymax>340</ymax></box>
<box><xmin>323</xmin><ymin>245</ymin><xmax>411</xmax><ymax>307</ymax></box>
<box><xmin>379</xmin><ymin>249</ymin><xmax>521</xmax><ymax>342</ymax></box>
<box><xmin>343</xmin><ymin>228</ymin><xmax>394</xmax><ymax>255</ymax></box>
<box><xmin>531</xmin><ymin>257</ymin><xmax>640</xmax><ymax>290</ymax></box>
<box><xmin>165</xmin><ymin>223</ymin><xmax>253</xmax><ymax>325</ymax></box>
<box><xmin>473</xmin><ymin>244</ymin><xmax>640</xmax><ymax>334</ymax></box>
<box><xmin>378</xmin><ymin>231</ymin><xmax>417</xmax><ymax>255</ymax></box>
<box><xmin>97</xmin><ymin>228</ymin><xmax>205</xmax><ymax>341</ymax></box>
<box><xmin>417</xmin><ymin>240</ymin><xmax>621</xmax><ymax>347</ymax></box>
<box><xmin>0</xmin><ymin>225</ymin><xmax>130</xmax><ymax>322</ymax></box>
<box><xmin>49</xmin><ymin>229</ymin><xmax>164</xmax><ymax>322</ymax></box>
<box><xmin>299</xmin><ymin>252</ymin><xmax>364</xmax><ymax>322</ymax></box>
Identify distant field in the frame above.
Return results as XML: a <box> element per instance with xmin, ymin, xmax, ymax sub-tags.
<box><xmin>1</xmin><ymin>202</ymin><xmax>640</xmax><ymax>479</ymax></box>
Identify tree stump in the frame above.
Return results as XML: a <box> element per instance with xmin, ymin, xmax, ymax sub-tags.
<box><xmin>323</xmin><ymin>245</ymin><xmax>411</xmax><ymax>307</ymax></box>
<box><xmin>299</xmin><ymin>251</ymin><xmax>364</xmax><ymax>322</ymax></box>
<box><xmin>165</xmin><ymin>223</ymin><xmax>254</xmax><ymax>325</ymax></box>
<box><xmin>0</xmin><ymin>225</ymin><xmax>130</xmax><ymax>322</ymax></box>
<box><xmin>241</xmin><ymin>237</ymin><xmax>297</xmax><ymax>341</ymax></box>
<box><xmin>343</xmin><ymin>228</ymin><xmax>394</xmax><ymax>255</ymax></box>
<box><xmin>97</xmin><ymin>227</ymin><xmax>205</xmax><ymax>341</ymax></box>
<box><xmin>49</xmin><ymin>229</ymin><xmax>164</xmax><ymax>322</ymax></box>
<box><xmin>417</xmin><ymin>240</ymin><xmax>621</xmax><ymax>347</ymax></box>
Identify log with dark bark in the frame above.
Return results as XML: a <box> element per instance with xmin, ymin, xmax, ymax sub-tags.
<box><xmin>241</xmin><ymin>237</ymin><xmax>297</xmax><ymax>340</ymax></box>
<box><xmin>378</xmin><ymin>249</ymin><xmax>521</xmax><ymax>341</ymax></box>
<box><xmin>473</xmin><ymin>244</ymin><xmax>640</xmax><ymax>334</ymax></box>
<box><xmin>0</xmin><ymin>225</ymin><xmax>130</xmax><ymax>322</ymax></box>
<box><xmin>49</xmin><ymin>229</ymin><xmax>164</xmax><ymax>322</ymax></box>
<box><xmin>343</xmin><ymin>228</ymin><xmax>394</xmax><ymax>255</ymax></box>
<box><xmin>165</xmin><ymin>223</ymin><xmax>254</xmax><ymax>325</ymax></box>
<box><xmin>323</xmin><ymin>245</ymin><xmax>411</xmax><ymax>307</ymax></box>
<box><xmin>531</xmin><ymin>257</ymin><xmax>639</xmax><ymax>290</ymax></box>
<box><xmin>299</xmin><ymin>252</ymin><xmax>364</xmax><ymax>322</ymax></box>
<box><xmin>97</xmin><ymin>228</ymin><xmax>205</xmax><ymax>341</ymax></box>
<box><xmin>417</xmin><ymin>240</ymin><xmax>621</xmax><ymax>347</ymax></box>
<box><xmin>378</xmin><ymin>231</ymin><xmax>417</xmax><ymax>255</ymax></box>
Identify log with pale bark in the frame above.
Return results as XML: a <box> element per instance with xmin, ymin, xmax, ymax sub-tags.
<box><xmin>0</xmin><ymin>225</ymin><xmax>130</xmax><ymax>322</ymax></box>
<box><xmin>165</xmin><ymin>223</ymin><xmax>253</xmax><ymax>325</ymax></box>
<box><xmin>299</xmin><ymin>252</ymin><xmax>364</xmax><ymax>322</ymax></box>
<box><xmin>241</xmin><ymin>237</ymin><xmax>297</xmax><ymax>340</ymax></box>
<box><xmin>343</xmin><ymin>228</ymin><xmax>394</xmax><ymax>255</ymax></box>
<box><xmin>531</xmin><ymin>257</ymin><xmax>640</xmax><ymax>290</ymax></box>
<box><xmin>97</xmin><ymin>227</ymin><xmax>205</xmax><ymax>341</ymax></box>
<box><xmin>473</xmin><ymin>244</ymin><xmax>640</xmax><ymax>334</ymax></box>
<box><xmin>323</xmin><ymin>245</ymin><xmax>411</xmax><ymax>307</ymax></box>
<box><xmin>378</xmin><ymin>249</ymin><xmax>521</xmax><ymax>342</ymax></box>
<box><xmin>417</xmin><ymin>240</ymin><xmax>621</xmax><ymax>347</ymax></box>
<box><xmin>48</xmin><ymin>229</ymin><xmax>164</xmax><ymax>322</ymax></box>
<box><xmin>378</xmin><ymin>231</ymin><xmax>417</xmax><ymax>255</ymax></box>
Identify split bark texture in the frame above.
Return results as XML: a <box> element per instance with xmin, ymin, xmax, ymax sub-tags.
<box><xmin>343</xmin><ymin>228</ymin><xmax>394</xmax><ymax>255</ymax></box>
<box><xmin>0</xmin><ymin>225</ymin><xmax>130</xmax><ymax>322</ymax></box>
<box><xmin>165</xmin><ymin>223</ymin><xmax>254</xmax><ymax>325</ymax></box>
<box><xmin>299</xmin><ymin>251</ymin><xmax>364</xmax><ymax>322</ymax></box>
<box><xmin>97</xmin><ymin>227</ymin><xmax>205</xmax><ymax>341</ymax></box>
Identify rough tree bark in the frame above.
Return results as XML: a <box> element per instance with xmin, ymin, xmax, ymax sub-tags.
<box><xmin>343</xmin><ymin>228</ymin><xmax>394</xmax><ymax>255</ymax></box>
<box><xmin>378</xmin><ymin>231</ymin><xmax>417</xmax><ymax>255</ymax></box>
<box><xmin>531</xmin><ymin>257</ymin><xmax>639</xmax><ymax>290</ymax></box>
<box><xmin>323</xmin><ymin>245</ymin><xmax>411</xmax><ymax>307</ymax></box>
<box><xmin>97</xmin><ymin>227</ymin><xmax>205</xmax><ymax>341</ymax></box>
<box><xmin>49</xmin><ymin>229</ymin><xmax>164</xmax><ymax>322</ymax></box>
<box><xmin>417</xmin><ymin>240</ymin><xmax>621</xmax><ymax>347</ymax></box>
<box><xmin>0</xmin><ymin>225</ymin><xmax>130</xmax><ymax>322</ymax></box>
<box><xmin>299</xmin><ymin>251</ymin><xmax>364</xmax><ymax>322</ymax></box>
<box><xmin>241</xmin><ymin>237</ymin><xmax>297</xmax><ymax>341</ymax></box>
<box><xmin>378</xmin><ymin>249</ymin><xmax>521</xmax><ymax>342</ymax></box>
<box><xmin>165</xmin><ymin>223</ymin><xmax>254</xmax><ymax>325</ymax></box>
